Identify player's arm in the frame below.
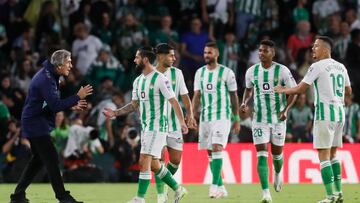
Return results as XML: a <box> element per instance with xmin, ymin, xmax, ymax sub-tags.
<box><xmin>275</xmin><ymin>81</ymin><xmax>309</xmax><ymax>95</ymax></box>
<box><xmin>169</xmin><ymin>98</ymin><xmax>188</xmax><ymax>134</ymax></box>
<box><xmin>229</xmin><ymin>90</ymin><xmax>240</xmax><ymax>134</ymax></box>
<box><xmin>181</xmin><ymin>94</ymin><xmax>197</xmax><ymax>129</ymax></box>
<box><xmin>103</xmin><ymin>100</ymin><xmax>139</xmax><ymax>118</ymax></box>
<box><xmin>240</xmin><ymin>87</ymin><xmax>253</xmax><ymax>112</ymax></box>
<box><xmin>192</xmin><ymin>90</ymin><xmax>201</xmax><ymax>119</ymax></box>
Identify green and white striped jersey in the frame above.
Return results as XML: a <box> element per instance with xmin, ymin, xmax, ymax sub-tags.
<box><xmin>303</xmin><ymin>58</ymin><xmax>351</xmax><ymax>123</ymax></box>
<box><xmin>162</xmin><ymin>67</ymin><xmax>188</xmax><ymax>132</ymax></box>
<box><xmin>245</xmin><ymin>62</ymin><xmax>297</xmax><ymax>124</ymax></box>
<box><xmin>344</xmin><ymin>103</ymin><xmax>360</xmax><ymax>137</ymax></box>
<box><xmin>132</xmin><ymin>70</ymin><xmax>175</xmax><ymax>133</ymax></box>
<box><xmin>194</xmin><ymin>64</ymin><xmax>237</xmax><ymax>122</ymax></box>
<box><xmin>235</xmin><ymin>0</ymin><xmax>262</xmax><ymax>16</ymax></box>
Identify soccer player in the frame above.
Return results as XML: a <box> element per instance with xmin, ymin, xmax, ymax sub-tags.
<box><xmin>275</xmin><ymin>36</ymin><xmax>351</xmax><ymax>203</ymax></box>
<box><xmin>154</xmin><ymin>43</ymin><xmax>197</xmax><ymax>203</ymax></box>
<box><xmin>103</xmin><ymin>47</ymin><xmax>188</xmax><ymax>203</ymax></box>
<box><xmin>192</xmin><ymin>42</ymin><xmax>240</xmax><ymax>198</ymax></box>
<box><xmin>241</xmin><ymin>40</ymin><xmax>297</xmax><ymax>203</ymax></box>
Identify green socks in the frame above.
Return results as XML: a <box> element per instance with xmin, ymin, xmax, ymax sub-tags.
<box><xmin>156</xmin><ymin>165</ymin><xmax>179</xmax><ymax>191</ymax></box>
<box><xmin>331</xmin><ymin>158</ymin><xmax>342</xmax><ymax>193</ymax></box>
<box><xmin>257</xmin><ymin>151</ymin><xmax>269</xmax><ymax>190</ymax></box>
<box><xmin>320</xmin><ymin>160</ymin><xmax>334</xmax><ymax>197</ymax></box>
<box><xmin>211</xmin><ymin>152</ymin><xmax>223</xmax><ymax>185</ymax></box>
<box><xmin>137</xmin><ymin>171</ymin><xmax>151</xmax><ymax>198</ymax></box>
<box><xmin>272</xmin><ymin>153</ymin><xmax>283</xmax><ymax>174</ymax></box>
<box><xmin>167</xmin><ymin>162</ymin><xmax>179</xmax><ymax>175</ymax></box>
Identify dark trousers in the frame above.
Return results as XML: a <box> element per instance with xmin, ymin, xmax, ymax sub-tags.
<box><xmin>11</xmin><ymin>135</ymin><xmax>68</xmax><ymax>200</ymax></box>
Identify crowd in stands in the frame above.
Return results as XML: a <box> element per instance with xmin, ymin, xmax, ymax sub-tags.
<box><xmin>1</xmin><ymin>0</ymin><xmax>360</xmax><ymax>183</ymax></box>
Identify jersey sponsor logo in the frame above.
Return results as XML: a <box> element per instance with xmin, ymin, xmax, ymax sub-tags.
<box><xmin>207</xmin><ymin>84</ymin><xmax>213</xmax><ymax>90</ymax></box>
<box><xmin>141</xmin><ymin>91</ymin><xmax>146</xmax><ymax>99</ymax></box>
<box><xmin>263</xmin><ymin>82</ymin><xmax>270</xmax><ymax>90</ymax></box>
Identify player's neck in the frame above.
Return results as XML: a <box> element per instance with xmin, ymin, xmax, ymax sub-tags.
<box><xmin>261</xmin><ymin>61</ymin><xmax>272</xmax><ymax>69</ymax></box>
<box><xmin>318</xmin><ymin>54</ymin><xmax>331</xmax><ymax>61</ymax></box>
<box><xmin>207</xmin><ymin>62</ymin><xmax>218</xmax><ymax>70</ymax></box>
<box><xmin>156</xmin><ymin>63</ymin><xmax>168</xmax><ymax>73</ymax></box>
<box><xmin>143</xmin><ymin>65</ymin><xmax>155</xmax><ymax>76</ymax></box>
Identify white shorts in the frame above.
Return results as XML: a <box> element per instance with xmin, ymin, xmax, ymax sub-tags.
<box><xmin>166</xmin><ymin>131</ymin><xmax>183</xmax><ymax>151</ymax></box>
<box><xmin>140</xmin><ymin>131</ymin><xmax>167</xmax><ymax>158</ymax></box>
<box><xmin>199</xmin><ymin>119</ymin><xmax>231</xmax><ymax>150</ymax></box>
<box><xmin>252</xmin><ymin>122</ymin><xmax>286</xmax><ymax>146</ymax></box>
<box><xmin>313</xmin><ymin>121</ymin><xmax>343</xmax><ymax>149</ymax></box>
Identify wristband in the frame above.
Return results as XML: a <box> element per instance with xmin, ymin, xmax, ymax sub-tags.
<box><xmin>231</xmin><ymin>114</ymin><xmax>240</xmax><ymax>122</ymax></box>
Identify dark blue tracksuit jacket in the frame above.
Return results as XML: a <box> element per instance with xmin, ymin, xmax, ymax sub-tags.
<box><xmin>21</xmin><ymin>60</ymin><xmax>80</xmax><ymax>138</ymax></box>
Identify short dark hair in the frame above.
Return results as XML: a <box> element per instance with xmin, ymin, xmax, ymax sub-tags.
<box><xmin>205</xmin><ymin>41</ymin><xmax>218</xmax><ymax>49</ymax></box>
<box><xmin>260</xmin><ymin>39</ymin><xmax>275</xmax><ymax>48</ymax></box>
<box><xmin>317</xmin><ymin>36</ymin><xmax>333</xmax><ymax>49</ymax></box>
<box><xmin>155</xmin><ymin>43</ymin><xmax>174</xmax><ymax>55</ymax></box>
<box><xmin>138</xmin><ymin>46</ymin><xmax>156</xmax><ymax>64</ymax></box>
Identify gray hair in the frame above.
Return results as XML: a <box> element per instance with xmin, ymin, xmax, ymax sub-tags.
<box><xmin>50</xmin><ymin>49</ymin><xmax>71</xmax><ymax>67</ymax></box>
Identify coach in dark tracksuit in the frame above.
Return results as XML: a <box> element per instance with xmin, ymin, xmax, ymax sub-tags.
<box><xmin>9</xmin><ymin>50</ymin><xmax>93</xmax><ymax>203</ymax></box>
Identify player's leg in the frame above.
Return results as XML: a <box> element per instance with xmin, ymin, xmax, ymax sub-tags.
<box><xmin>210</xmin><ymin>120</ymin><xmax>231</xmax><ymax>198</ymax></box>
<box><xmin>155</xmin><ymin>147</ymin><xmax>166</xmax><ymax>203</ymax></box>
<box><xmin>127</xmin><ymin>131</ymin><xmax>165</xmax><ymax>203</ymax></box>
<box><xmin>166</xmin><ymin>133</ymin><xmax>184</xmax><ymax>175</ymax></box>
<box><xmin>331</xmin><ymin>122</ymin><xmax>344</xmax><ymax>203</ymax></box>
<box><xmin>270</xmin><ymin>122</ymin><xmax>286</xmax><ymax>192</ymax></box>
<box><xmin>314</xmin><ymin>121</ymin><xmax>336</xmax><ymax>202</ymax></box>
<box><xmin>253</xmin><ymin>122</ymin><xmax>271</xmax><ymax>202</ymax></box>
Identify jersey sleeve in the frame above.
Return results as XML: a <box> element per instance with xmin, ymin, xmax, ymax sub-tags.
<box><xmin>194</xmin><ymin>68</ymin><xmax>201</xmax><ymax>91</ymax></box>
<box><xmin>245</xmin><ymin>67</ymin><xmax>253</xmax><ymax>88</ymax></box>
<box><xmin>226</xmin><ymin>69</ymin><xmax>237</xmax><ymax>91</ymax></box>
<box><xmin>282</xmin><ymin>66</ymin><xmax>297</xmax><ymax>88</ymax></box>
<box><xmin>344</xmin><ymin>67</ymin><xmax>351</xmax><ymax>87</ymax></box>
<box><xmin>158</xmin><ymin>75</ymin><xmax>175</xmax><ymax>100</ymax></box>
<box><xmin>178</xmin><ymin>70</ymin><xmax>189</xmax><ymax>95</ymax></box>
<box><xmin>131</xmin><ymin>77</ymin><xmax>140</xmax><ymax>101</ymax></box>
<box><xmin>302</xmin><ymin>64</ymin><xmax>321</xmax><ymax>85</ymax></box>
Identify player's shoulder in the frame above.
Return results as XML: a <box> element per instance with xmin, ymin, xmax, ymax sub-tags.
<box><xmin>245</xmin><ymin>63</ymin><xmax>259</xmax><ymax>74</ymax></box>
<box><xmin>273</xmin><ymin>61</ymin><xmax>289</xmax><ymax>70</ymax></box>
<box><xmin>170</xmin><ymin>66</ymin><xmax>184</xmax><ymax>75</ymax></box>
<box><xmin>195</xmin><ymin>65</ymin><xmax>207</xmax><ymax>75</ymax></box>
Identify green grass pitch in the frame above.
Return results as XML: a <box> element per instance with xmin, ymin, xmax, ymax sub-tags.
<box><xmin>1</xmin><ymin>183</ymin><xmax>360</xmax><ymax>203</ymax></box>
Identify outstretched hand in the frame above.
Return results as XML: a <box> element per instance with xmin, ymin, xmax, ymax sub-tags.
<box><xmin>71</xmin><ymin>100</ymin><xmax>87</xmax><ymax>112</ymax></box>
<box><xmin>103</xmin><ymin>107</ymin><xmax>116</xmax><ymax>119</ymax></box>
<box><xmin>77</xmin><ymin>84</ymin><xmax>93</xmax><ymax>99</ymax></box>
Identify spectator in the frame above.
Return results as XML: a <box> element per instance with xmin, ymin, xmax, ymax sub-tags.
<box><xmin>51</xmin><ymin>111</ymin><xmax>70</xmax><ymax>155</ymax></box>
<box><xmin>287</xmin><ymin>93</ymin><xmax>313</xmax><ymax>142</ymax></box>
<box><xmin>233</xmin><ymin>0</ymin><xmax>262</xmax><ymax>40</ymax></box>
<box><xmin>63</xmin><ymin>118</ymin><xmax>104</xmax><ymax>170</ymax></box>
<box><xmin>345</xmin><ymin>8</ymin><xmax>360</xmax><ymax>31</ymax></box>
<box><xmin>346</xmin><ymin>29</ymin><xmax>360</xmax><ymax>102</ymax></box>
<box><xmin>115</xmin><ymin>0</ymin><xmax>145</xmax><ymax>23</ymax></box>
<box><xmin>2</xmin><ymin>118</ymin><xmax>31</xmax><ymax>182</ymax></box>
<box><xmin>343</xmin><ymin>94</ymin><xmax>359</xmax><ymax>143</ymax></box>
<box><xmin>13</xmin><ymin>59</ymin><xmax>35</xmax><ymax>92</ymax></box>
<box><xmin>113</xmin><ymin>13</ymin><xmax>149</xmax><ymax>68</ymax></box>
<box><xmin>200</xmin><ymin>0</ymin><xmax>234</xmax><ymax>39</ymax></box>
<box><xmin>312</xmin><ymin>0</ymin><xmax>340</xmax><ymax>34</ymax></box>
<box><xmin>35</xmin><ymin>1</ymin><xmax>61</xmax><ymax>51</ymax></box>
<box><xmin>72</xmin><ymin>22</ymin><xmax>102</xmax><ymax>76</ymax></box>
<box><xmin>180</xmin><ymin>17</ymin><xmax>209</xmax><ymax>86</ymax></box>
<box><xmin>334</xmin><ymin>21</ymin><xmax>351</xmax><ymax>61</ymax></box>
<box><xmin>149</xmin><ymin>15</ymin><xmax>179</xmax><ymax>49</ymax></box>
<box><xmin>86</xmin><ymin>45</ymin><xmax>124</xmax><ymax>90</ymax></box>
<box><xmin>92</xmin><ymin>12</ymin><xmax>114</xmax><ymax>46</ymax></box>
<box><xmin>144</xmin><ymin>0</ymin><xmax>170</xmax><ymax>31</ymax></box>
<box><xmin>0</xmin><ymin>94</ymin><xmax>11</xmax><ymax>146</ymax></box>
<box><xmin>12</xmin><ymin>22</ymin><xmax>34</xmax><ymax>52</ymax></box>
<box><xmin>69</xmin><ymin>0</ymin><xmax>92</xmax><ymax>36</ymax></box>
<box><xmin>89</xmin><ymin>91</ymin><xmax>125</xmax><ymax>149</ymax></box>
<box><xmin>287</xmin><ymin>20</ymin><xmax>314</xmax><ymax>66</ymax></box>
<box><xmin>111</xmin><ymin>125</ymin><xmax>140</xmax><ymax>182</ymax></box>
<box><xmin>296</xmin><ymin>47</ymin><xmax>313</xmax><ymax>78</ymax></box>
<box><xmin>293</xmin><ymin>0</ymin><xmax>309</xmax><ymax>24</ymax></box>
